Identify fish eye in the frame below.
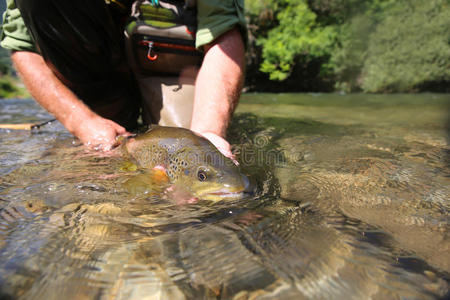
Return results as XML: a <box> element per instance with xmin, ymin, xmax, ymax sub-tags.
<box><xmin>197</xmin><ymin>170</ymin><xmax>207</xmax><ymax>182</ymax></box>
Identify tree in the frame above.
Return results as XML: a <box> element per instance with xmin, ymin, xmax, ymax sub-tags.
<box><xmin>256</xmin><ymin>0</ymin><xmax>336</xmax><ymax>81</ymax></box>
<box><xmin>361</xmin><ymin>0</ymin><xmax>450</xmax><ymax>92</ymax></box>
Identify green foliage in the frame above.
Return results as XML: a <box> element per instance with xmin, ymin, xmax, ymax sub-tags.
<box><xmin>0</xmin><ymin>48</ymin><xmax>26</xmax><ymax>98</ymax></box>
<box><xmin>256</xmin><ymin>0</ymin><xmax>337</xmax><ymax>81</ymax></box>
<box><xmin>325</xmin><ymin>0</ymin><xmax>395</xmax><ymax>91</ymax></box>
<box><xmin>0</xmin><ymin>75</ymin><xmax>28</xmax><ymax>99</ymax></box>
<box><xmin>245</xmin><ymin>0</ymin><xmax>274</xmax><ymax>16</ymax></box>
<box><xmin>0</xmin><ymin>44</ymin><xmax>27</xmax><ymax>98</ymax></box>
<box><xmin>329</xmin><ymin>15</ymin><xmax>373</xmax><ymax>92</ymax></box>
<box><xmin>0</xmin><ymin>47</ymin><xmax>13</xmax><ymax>75</ymax></box>
<box><xmin>308</xmin><ymin>0</ymin><xmax>375</xmax><ymax>24</ymax></box>
<box><xmin>245</xmin><ymin>0</ymin><xmax>449</xmax><ymax>92</ymax></box>
<box><xmin>360</xmin><ymin>0</ymin><xmax>450</xmax><ymax>92</ymax></box>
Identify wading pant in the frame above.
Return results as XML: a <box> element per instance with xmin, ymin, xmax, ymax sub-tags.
<box><xmin>15</xmin><ymin>0</ymin><xmax>197</xmax><ymax>130</ymax></box>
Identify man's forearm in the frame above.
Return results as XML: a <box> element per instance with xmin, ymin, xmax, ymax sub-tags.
<box><xmin>11</xmin><ymin>51</ymin><xmax>128</xmax><ymax>150</ymax></box>
<box><xmin>11</xmin><ymin>51</ymin><xmax>95</xmax><ymax>132</ymax></box>
<box><xmin>190</xmin><ymin>28</ymin><xmax>245</xmax><ymax>137</ymax></box>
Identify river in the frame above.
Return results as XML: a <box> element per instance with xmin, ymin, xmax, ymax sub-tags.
<box><xmin>0</xmin><ymin>93</ymin><xmax>449</xmax><ymax>299</ymax></box>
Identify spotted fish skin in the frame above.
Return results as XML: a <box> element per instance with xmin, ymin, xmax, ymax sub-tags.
<box><xmin>122</xmin><ymin>126</ymin><xmax>247</xmax><ymax>201</ymax></box>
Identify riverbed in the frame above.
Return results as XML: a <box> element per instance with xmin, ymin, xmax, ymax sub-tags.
<box><xmin>0</xmin><ymin>94</ymin><xmax>449</xmax><ymax>299</ymax></box>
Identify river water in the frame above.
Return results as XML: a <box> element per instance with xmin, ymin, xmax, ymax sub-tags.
<box><xmin>0</xmin><ymin>94</ymin><xmax>449</xmax><ymax>299</ymax></box>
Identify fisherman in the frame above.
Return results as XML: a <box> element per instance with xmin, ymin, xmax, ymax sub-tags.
<box><xmin>0</xmin><ymin>0</ymin><xmax>246</xmax><ymax>158</ymax></box>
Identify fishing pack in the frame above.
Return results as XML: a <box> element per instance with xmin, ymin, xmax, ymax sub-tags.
<box><xmin>124</xmin><ymin>0</ymin><xmax>203</xmax><ymax>75</ymax></box>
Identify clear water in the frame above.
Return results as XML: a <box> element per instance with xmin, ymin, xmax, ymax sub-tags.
<box><xmin>0</xmin><ymin>94</ymin><xmax>449</xmax><ymax>299</ymax></box>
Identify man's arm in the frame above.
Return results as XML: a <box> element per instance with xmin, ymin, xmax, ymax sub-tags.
<box><xmin>190</xmin><ymin>27</ymin><xmax>245</xmax><ymax>158</ymax></box>
<box><xmin>11</xmin><ymin>51</ymin><xmax>129</xmax><ymax>150</ymax></box>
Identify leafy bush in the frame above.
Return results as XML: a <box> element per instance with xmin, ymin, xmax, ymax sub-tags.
<box><xmin>360</xmin><ymin>0</ymin><xmax>450</xmax><ymax>92</ymax></box>
<box><xmin>0</xmin><ymin>48</ymin><xmax>25</xmax><ymax>98</ymax></box>
<box><xmin>245</xmin><ymin>0</ymin><xmax>449</xmax><ymax>92</ymax></box>
<box><xmin>0</xmin><ymin>76</ymin><xmax>28</xmax><ymax>99</ymax></box>
<box><xmin>0</xmin><ymin>47</ymin><xmax>13</xmax><ymax>75</ymax></box>
<box><xmin>255</xmin><ymin>0</ymin><xmax>337</xmax><ymax>81</ymax></box>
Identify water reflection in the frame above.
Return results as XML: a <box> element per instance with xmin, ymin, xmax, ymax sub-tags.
<box><xmin>0</xmin><ymin>96</ymin><xmax>449</xmax><ymax>299</ymax></box>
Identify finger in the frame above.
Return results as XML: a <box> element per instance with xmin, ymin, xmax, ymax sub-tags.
<box><xmin>194</xmin><ymin>131</ymin><xmax>238</xmax><ymax>163</ymax></box>
<box><xmin>116</xmin><ymin>127</ymin><xmax>128</xmax><ymax>134</ymax></box>
<box><xmin>107</xmin><ymin>119</ymin><xmax>127</xmax><ymax>134</ymax></box>
<box><xmin>120</xmin><ymin>132</ymin><xmax>134</xmax><ymax>138</ymax></box>
<box><xmin>217</xmin><ymin>146</ymin><xmax>234</xmax><ymax>160</ymax></box>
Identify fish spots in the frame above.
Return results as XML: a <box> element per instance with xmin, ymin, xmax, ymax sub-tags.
<box><xmin>159</xmin><ymin>143</ymin><xmax>176</xmax><ymax>154</ymax></box>
<box><xmin>166</xmin><ymin>153</ymin><xmax>191</xmax><ymax>181</ymax></box>
<box><xmin>147</xmin><ymin>144</ymin><xmax>167</xmax><ymax>165</ymax></box>
<box><xmin>155</xmin><ymin>149</ymin><xmax>165</xmax><ymax>162</ymax></box>
<box><xmin>168</xmin><ymin>158</ymin><xmax>180</xmax><ymax>180</ymax></box>
<box><xmin>167</xmin><ymin>168</ymin><xmax>175</xmax><ymax>180</ymax></box>
<box><xmin>135</xmin><ymin>149</ymin><xmax>151</xmax><ymax>164</ymax></box>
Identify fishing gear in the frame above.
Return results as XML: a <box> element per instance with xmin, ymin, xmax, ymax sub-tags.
<box><xmin>127</xmin><ymin>0</ymin><xmax>202</xmax><ymax>75</ymax></box>
<box><xmin>0</xmin><ymin>119</ymin><xmax>56</xmax><ymax>130</ymax></box>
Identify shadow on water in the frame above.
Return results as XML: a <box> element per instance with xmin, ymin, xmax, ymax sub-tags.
<box><xmin>0</xmin><ymin>97</ymin><xmax>449</xmax><ymax>299</ymax></box>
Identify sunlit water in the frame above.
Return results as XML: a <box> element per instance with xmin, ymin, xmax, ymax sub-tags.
<box><xmin>0</xmin><ymin>94</ymin><xmax>449</xmax><ymax>299</ymax></box>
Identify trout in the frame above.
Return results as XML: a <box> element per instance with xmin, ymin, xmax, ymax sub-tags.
<box><xmin>122</xmin><ymin>126</ymin><xmax>248</xmax><ymax>201</ymax></box>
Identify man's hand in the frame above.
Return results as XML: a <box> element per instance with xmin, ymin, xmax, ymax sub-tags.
<box><xmin>195</xmin><ymin>131</ymin><xmax>238</xmax><ymax>164</ymax></box>
<box><xmin>72</xmin><ymin>115</ymin><xmax>130</xmax><ymax>151</ymax></box>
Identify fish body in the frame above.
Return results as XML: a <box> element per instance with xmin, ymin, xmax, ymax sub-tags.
<box><xmin>122</xmin><ymin>126</ymin><xmax>247</xmax><ymax>201</ymax></box>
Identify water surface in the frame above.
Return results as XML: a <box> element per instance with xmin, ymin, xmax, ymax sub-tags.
<box><xmin>0</xmin><ymin>94</ymin><xmax>449</xmax><ymax>299</ymax></box>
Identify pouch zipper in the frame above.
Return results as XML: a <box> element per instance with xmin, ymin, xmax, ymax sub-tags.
<box><xmin>139</xmin><ymin>39</ymin><xmax>200</xmax><ymax>61</ymax></box>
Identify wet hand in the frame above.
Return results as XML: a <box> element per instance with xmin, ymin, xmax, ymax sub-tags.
<box><xmin>72</xmin><ymin>115</ymin><xmax>131</xmax><ymax>151</ymax></box>
<box><xmin>195</xmin><ymin>131</ymin><xmax>238</xmax><ymax>165</ymax></box>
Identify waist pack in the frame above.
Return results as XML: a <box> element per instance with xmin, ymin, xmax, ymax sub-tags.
<box><xmin>125</xmin><ymin>0</ymin><xmax>203</xmax><ymax>75</ymax></box>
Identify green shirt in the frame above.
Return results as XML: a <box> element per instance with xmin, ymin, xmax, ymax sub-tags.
<box><xmin>0</xmin><ymin>0</ymin><xmax>37</xmax><ymax>52</ymax></box>
<box><xmin>0</xmin><ymin>0</ymin><xmax>246</xmax><ymax>52</ymax></box>
<box><xmin>196</xmin><ymin>0</ymin><xmax>246</xmax><ymax>48</ymax></box>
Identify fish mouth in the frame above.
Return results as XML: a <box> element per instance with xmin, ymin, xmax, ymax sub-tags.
<box><xmin>196</xmin><ymin>175</ymin><xmax>251</xmax><ymax>201</ymax></box>
<box><xmin>197</xmin><ymin>188</ymin><xmax>245</xmax><ymax>200</ymax></box>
